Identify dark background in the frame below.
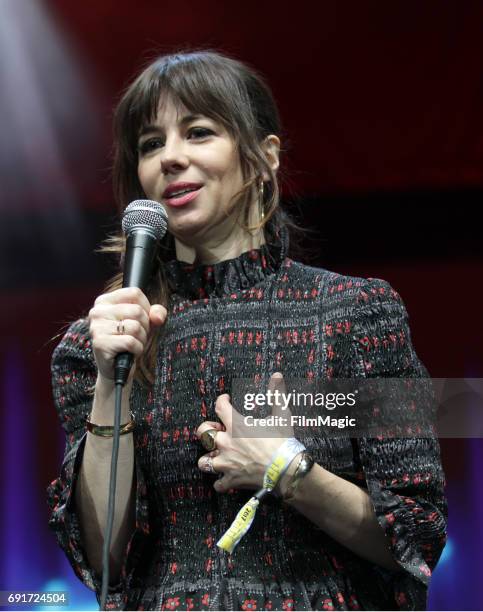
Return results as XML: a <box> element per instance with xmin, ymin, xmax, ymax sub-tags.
<box><xmin>0</xmin><ymin>1</ymin><xmax>481</xmax><ymax>609</ymax></box>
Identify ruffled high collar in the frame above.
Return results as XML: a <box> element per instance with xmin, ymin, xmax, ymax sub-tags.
<box><xmin>165</xmin><ymin>224</ymin><xmax>289</xmax><ymax>300</ymax></box>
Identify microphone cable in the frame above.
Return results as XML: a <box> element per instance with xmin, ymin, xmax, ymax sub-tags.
<box><xmin>97</xmin><ymin>199</ymin><xmax>168</xmax><ymax>610</ymax></box>
<box><xmin>99</xmin><ymin>382</ymin><xmax>123</xmax><ymax>611</ymax></box>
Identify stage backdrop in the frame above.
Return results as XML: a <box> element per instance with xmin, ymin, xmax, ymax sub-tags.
<box><xmin>0</xmin><ymin>1</ymin><xmax>482</xmax><ymax>610</ymax></box>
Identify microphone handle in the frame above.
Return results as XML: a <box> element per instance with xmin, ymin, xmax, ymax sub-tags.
<box><xmin>114</xmin><ymin>230</ymin><xmax>159</xmax><ymax>386</ymax></box>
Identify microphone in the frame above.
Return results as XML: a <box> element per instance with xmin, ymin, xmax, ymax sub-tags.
<box><xmin>114</xmin><ymin>199</ymin><xmax>168</xmax><ymax>386</ymax></box>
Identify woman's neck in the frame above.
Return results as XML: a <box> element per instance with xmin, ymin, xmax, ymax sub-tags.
<box><xmin>174</xmin><ymin>225</ymin><xmax>266</xmax><ymax>265</ymax></box>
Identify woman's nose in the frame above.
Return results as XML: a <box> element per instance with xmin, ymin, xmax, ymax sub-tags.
<box><xmin>160</xmin><ymin>137</ymin><xmax>189</xmax><ymax>173</ymax></box>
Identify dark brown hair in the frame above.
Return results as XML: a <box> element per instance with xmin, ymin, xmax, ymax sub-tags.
<box><xmin>102</xmin><ymin>48</ymin><xmax>307</xmax><ymax>384</ymax></box>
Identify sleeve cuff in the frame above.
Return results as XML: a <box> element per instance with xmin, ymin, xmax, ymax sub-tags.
<box><xmin>47</xmin><ymin>430</ymin><xmax>152</xmax><ymax>600</ymax></box>
<box><xmin>362</xmin><ymin>439</ymin><xmax>446</xmax><ymax>610</ymax></box>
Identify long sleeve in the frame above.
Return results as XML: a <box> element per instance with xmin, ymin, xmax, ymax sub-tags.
<box><xmin>46</xmin><ymin>319</ymin><xmax>152</xmax><ymax>608</ymax></box>
<box><xmin>350</xmin><ymin>278</ymin><xmax>448</xmax><ymax>610</ymax></box>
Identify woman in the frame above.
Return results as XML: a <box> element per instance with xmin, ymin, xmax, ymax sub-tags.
<box><xmin>47</xmin><ymin>49</ymin><xmax>447</xmax><ymax>611</ymax></box>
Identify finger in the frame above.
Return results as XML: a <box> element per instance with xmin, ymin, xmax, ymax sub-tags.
<box><xmin>90</xmin><ymin>318</ymin><xmax>147</xmax><ymax>352</ymax></box>
<box><xmin>197</xmin><ymin>429</ymin><xmax>231</xmax><ymax>452</ymax></box>
<box><xmin>110</xmin><ymin>318</ymin><xmax>148</xmax><ymax>346</ymax></box>
<box><xmin>195</xmin><ymin>420</ymin><xmax>225</xmax><ymax>440</ymax></box>
<box><xmin>91</xmin><ymin>303</ymin><xmax>150</xmax><ymax>335</ymax></box>
<box><xmin>95</xmin><ymin>287</ymin><xmax>152</xmax><ymax>313</ymax></box>
<box><xmin>215</xmin><ymin>394</ymin><xmax>233</xmax><ymax>435</ymax></box>
<box><xmin>268</xmin><ymin>372</ymin><xmax>291</xmax><ymax>419</ymax></box>
<box><xmin>91</xmin><ymin>332</ymin><xmax>145</xmax><ymax>358</ymax></box>
<box><xmin>198</xmin><ymin>452</ymin><xmax>222</xmax><ymax>474</ymax></box>
<box><xmin>149</xmin><ymin>304</ymin><xmax>168</xmax><ymax>326</ymax></box>
<box><xmin>213</xmin><ymin>475</ymin><xmax>232</xmax><ymax>494</ymax></box>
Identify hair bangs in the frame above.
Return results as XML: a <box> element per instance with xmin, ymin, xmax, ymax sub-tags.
<box><xmin>134</xmin><ymin>54</ymin><xmax>255</xmax><ymax>148</ymax></box>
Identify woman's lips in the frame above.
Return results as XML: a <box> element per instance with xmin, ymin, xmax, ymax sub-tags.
<box><xmin>163</xmin><ymin>186</ymin><xmax>203</xmax><ymax>207</ymax></box>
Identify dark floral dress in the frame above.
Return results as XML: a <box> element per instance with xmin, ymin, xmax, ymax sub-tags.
<box><xmin>47</xmin><ymin>225</ymin><xmax>447</xmax><ymax>610</ymax></box>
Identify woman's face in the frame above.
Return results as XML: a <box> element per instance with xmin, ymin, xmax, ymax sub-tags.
<box><xmin>137</xmin><ymin>96</ymin><xmax>249</xmax><ymax>249</ymax></box>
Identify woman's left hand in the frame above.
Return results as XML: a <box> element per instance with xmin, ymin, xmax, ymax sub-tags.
<box><xmin>196</xmin><ymin>372</ymin><xmax>294</xmax><ymax>493</ymax></box>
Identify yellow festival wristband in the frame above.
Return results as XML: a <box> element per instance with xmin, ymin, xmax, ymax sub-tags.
<box><xmin>216</xmin><ymin>438</ymin><xmax>305</xmax><ymax>553</ymax></box>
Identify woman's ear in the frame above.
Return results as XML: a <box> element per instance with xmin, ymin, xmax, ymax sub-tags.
<box><xmin>261</xmin><ymin>135</ymin><xmax>281</xmax><ymax>180</ymax></box>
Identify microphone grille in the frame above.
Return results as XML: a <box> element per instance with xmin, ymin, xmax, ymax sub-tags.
<box><xmin>122</xmin><ymin>199</ymin><xmax>168</xmax><ymax>240</ymax></box>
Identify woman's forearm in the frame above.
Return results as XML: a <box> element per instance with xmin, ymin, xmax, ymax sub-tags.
<box><xmin>279</xmin><ymin>462</ymin><xmax>400</xmax><ymax>572</ymax></box>
<box><xmin>74</xmin><ymin>376</ymin><xmax>136</xmax><ymax>584</ymax></box>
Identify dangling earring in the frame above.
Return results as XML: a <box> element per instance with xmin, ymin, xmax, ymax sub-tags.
<box><xmin>258</xmin><ymin>180</ymin><xmax>265</xmax><ymax>223</ymax></box>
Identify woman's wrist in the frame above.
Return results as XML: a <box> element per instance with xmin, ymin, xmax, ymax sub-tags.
<box><xmin>276</xmin><ymin>451</ymin><xmax>316</xmax><ymax>503</ymax></box>
<box><xmin>275</xmin><ymin>451</ymin><xmax>303</xmax><ymax>498</ymax></box>
<box><xmin>91</xmin><ymin>374</ymin><xmax>133</xmax><ymax>425</ymax></box>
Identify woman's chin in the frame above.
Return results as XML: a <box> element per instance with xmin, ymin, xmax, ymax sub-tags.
<box><xmin>167</xmin><ymin>208</ymin><xmax>234</xmax><ymax>245</ymax></box>
<box><xmin>168</xmin><ymin>218</ymin><xmax>208</xmax><ymax>244</ymax></box>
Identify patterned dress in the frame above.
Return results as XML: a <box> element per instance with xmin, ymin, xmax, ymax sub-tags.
<box><xmin>47</xmin><ymin>225</ymin><xmax>447</xmax><ymax>610</ymax></box>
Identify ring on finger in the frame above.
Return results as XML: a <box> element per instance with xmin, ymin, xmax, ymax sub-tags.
<box><xmin>116</xmin><ymin>319</ymin><xmax>125</xmax><ymax>335</ymax></box>
<box><xmin>202</xmin><ymin>455</ymin><xmax>217</xmax><ymax>474</ymax></box>
<box><xmin>201</xmin><ymin>429</ymin><xmax>219</xmax><ymax>452</ymax></box>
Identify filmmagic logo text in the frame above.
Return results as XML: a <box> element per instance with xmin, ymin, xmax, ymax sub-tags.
<box><xmin>244</xmin><ymin>415</ymin><xmax>357</xmax><ymax>429</ymax></box>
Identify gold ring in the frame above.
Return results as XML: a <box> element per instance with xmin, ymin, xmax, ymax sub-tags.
<box><xmin>116</xmin><ymin>320</ymin><xmax>125</xmax><ymax>335</ymax></box>
<box><xmin>200</xmin><ymin>429</ymin><xmax>219</xmax><ymax>452</ymax></box>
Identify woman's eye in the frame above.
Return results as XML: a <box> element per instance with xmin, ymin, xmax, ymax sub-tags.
<box><xmin>138</xmin><ymin>128</ymin><xmax>213</xmax><ymax>155</ymax></box>
<box><xmin>138</xmin><ymin>138</ymin><xmax>163</xmax><ymax>154</ymax></box>
<box><xmin>188</xmin><ymin>127</ymin><xmax>213</xmax><ymax>139</ymax></box>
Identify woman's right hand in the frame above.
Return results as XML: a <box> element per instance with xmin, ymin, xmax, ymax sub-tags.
<box><xmin>88</xmin><ymin>287</ymin><xmax>167</xmax><ymax>383</ymax></box>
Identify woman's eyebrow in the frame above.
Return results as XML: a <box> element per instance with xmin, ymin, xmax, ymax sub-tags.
<box><xmin>138</xmin><ymin>114</ymin><xmax>205</xmax><ymax>138</ymax></box>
